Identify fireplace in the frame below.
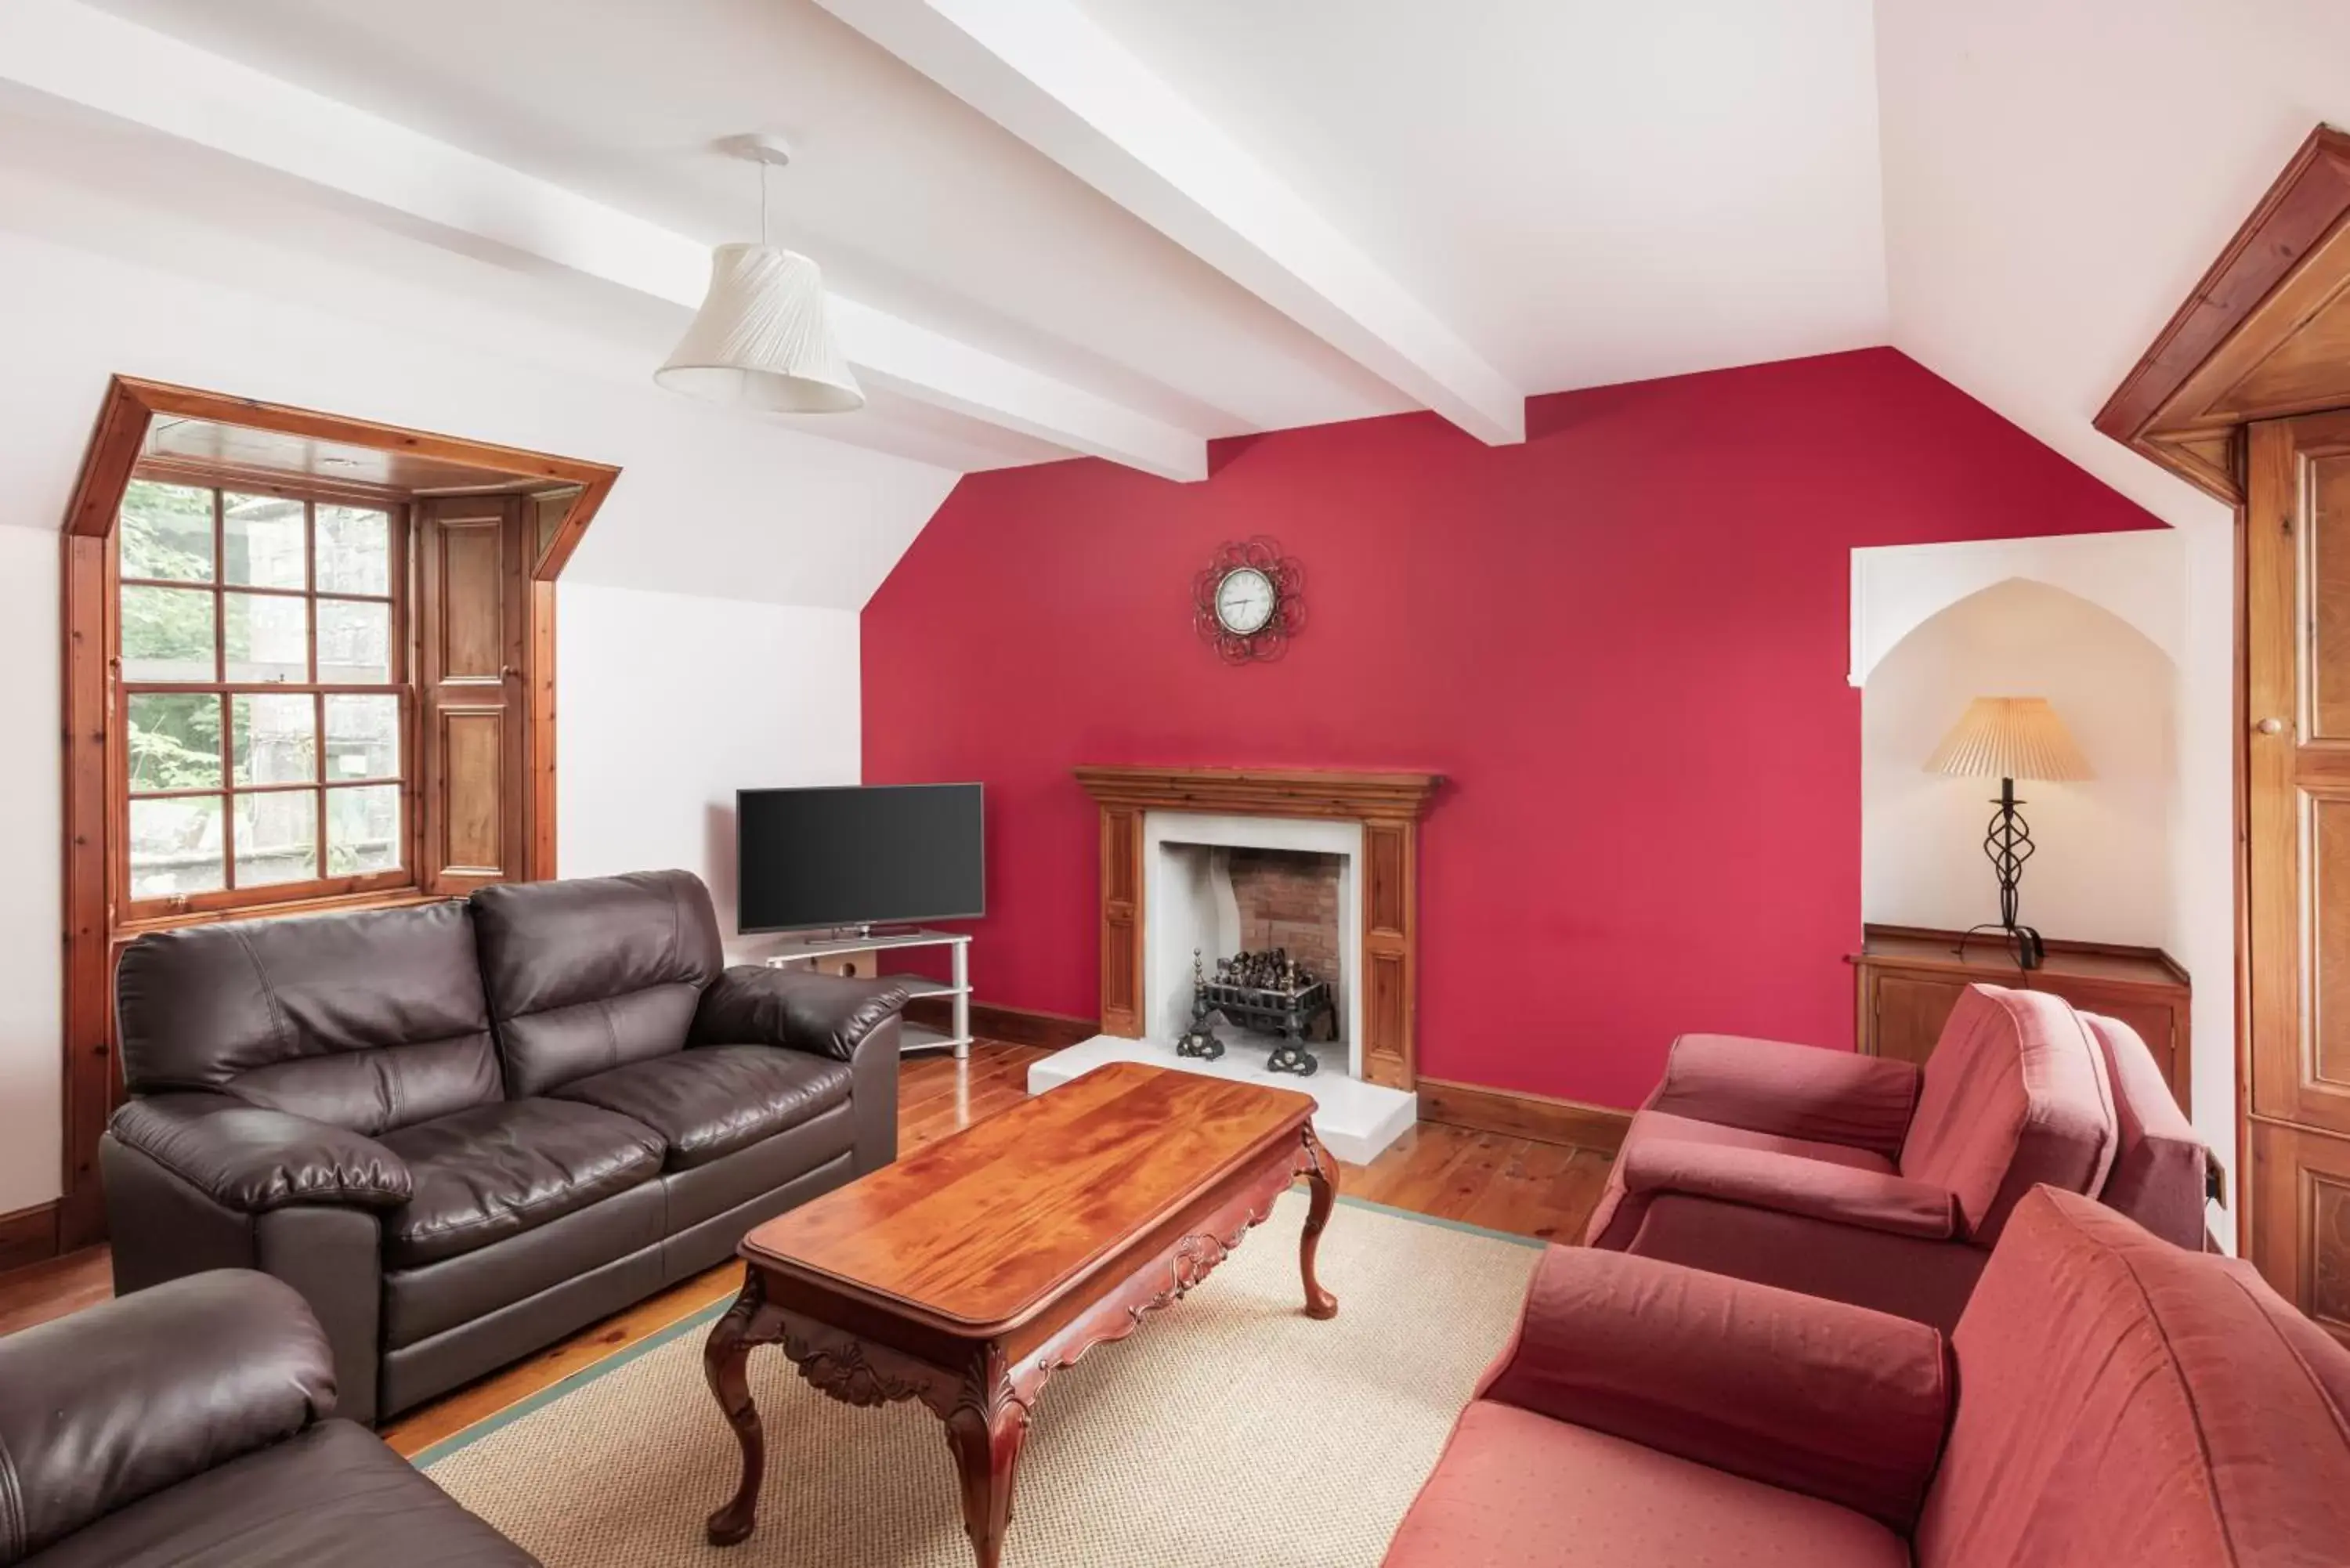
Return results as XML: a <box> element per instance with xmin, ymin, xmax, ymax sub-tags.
<box><xmin>1146</xmin><ymin>814</ymin><xmax>1359</xmax><ymax>1071</ymax></box>
<box><xmin>1026</xmin><ymin>766</ymin><xmax>1442</xmax><ymax>1162</ymax></box>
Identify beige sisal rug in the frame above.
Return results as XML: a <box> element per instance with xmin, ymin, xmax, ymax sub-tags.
<box><xmin>419</xmin><ymin>1192</ymin><xmax>1542</xmax><ymax>1568</ymax></box>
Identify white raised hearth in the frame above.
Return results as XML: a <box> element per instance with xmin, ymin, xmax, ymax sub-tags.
<box><xmin>1029</xmin><ymin>766</ymin><xmax>1443</xmax><ymax>1164</ymax></box>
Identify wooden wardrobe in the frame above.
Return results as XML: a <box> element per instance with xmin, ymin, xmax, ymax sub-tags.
<box><xmin>2099</xmin><ymin>125</ymin><xmax>2350</xmax><ymax>1341</ymax></box>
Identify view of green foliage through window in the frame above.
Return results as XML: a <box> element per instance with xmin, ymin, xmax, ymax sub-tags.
<box><xmin>119</xmin><ymin>478</ymin><xmax>407</xmax><ymax>906</ymax></box>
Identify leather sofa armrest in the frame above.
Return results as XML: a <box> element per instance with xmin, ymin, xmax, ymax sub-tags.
<box><xmin>1649</xmin><ymin>1033</ymin><xmax>1922</xmax><ymax>1161</ymax></box>
<box><xmin>692</xmin><ymin>966</ymin><xmax>910</xmax><ymax>1063</ymax></box>
<box><xmin>1621</xmin><ymin>1138</ymin><xmax>1959</xmax><ymax>1240</ymax></box>
<box><xmin>0</xmin><ymin>1270</ymin><xmax>334</xmax><ymax>1564</ymax></box>
<box><xmin>1482</xmin><ymin>1245</ymin><xmax>1953</xmax><ymax>1531</ymax></box>
<box><xmin>107</xmin><ymin>1093</ymin><xmax>411</xmax><ymax>1213</ymax></box>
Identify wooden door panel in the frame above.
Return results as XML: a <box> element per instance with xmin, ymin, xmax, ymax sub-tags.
<box><xmin>2249</xmin><ymin>1121</ymin><xmax>2350</xmax><ymax>1348</ymax></box>
<box><xmin>435</xmin><ymin>520</ymin><xmax>507</xmax><ymax>680</ymax></box>
<box><xmin>438</xmin><ymin>708</ymin><xmax>508</xmax><ymax>874</ymax></box>
<box><xmin>416</xmin><ymin>496</ymin><xmax>526</xmax><ymax>895</ymax></box>
<box><xmin>2318</xmin><ymin>793</ymin><xmax>2350</xmax><ymax>1103</ymax></box>
<box><xmin>1871</xmin><ymin>974</ymin><xmax>1968</xmax><ymax>1068</ymax></box>
<box><xmin>2251</xmin><ymin>417</ymin><xmax>2350</xmax><ymax>1137</ymax></box>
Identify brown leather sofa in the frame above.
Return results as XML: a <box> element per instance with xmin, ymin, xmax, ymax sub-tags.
<box><xmin>0</xmin><ymin>1269</ymin><xmax>532</xmax><ymax>1566</ymax></box>
<box><xmin>99</xmin><ymin>869</ymin><xmax>906</xmax><ymax>1424</ymax></box>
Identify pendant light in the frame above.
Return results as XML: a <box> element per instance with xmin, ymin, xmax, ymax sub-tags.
<box><xmin>656</xmin><ymin>133</ymin><xmax>863</xmax><ymax>414</ymax></box>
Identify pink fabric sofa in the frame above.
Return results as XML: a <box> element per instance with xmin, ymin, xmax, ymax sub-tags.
<box><xmin>1385</xmin><ymin>1186</ymin><xmax>2350</xmax><ymax>1568</ymax></box>
<box><xmin>1581</xmin><ymin>983</ymin><xmax>2207</xmax><ymax>1328</ymax></box>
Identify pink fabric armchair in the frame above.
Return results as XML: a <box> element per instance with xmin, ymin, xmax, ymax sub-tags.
<box><xmin>1583</xmin><ymin>984</ymin><xmax>2124</xmax><ymax>1328</ymax></box>
<box><xmin>1384</xmin><ymin>1187</ymin><xmax>2350</xmax><ymax>1568</ymax></box>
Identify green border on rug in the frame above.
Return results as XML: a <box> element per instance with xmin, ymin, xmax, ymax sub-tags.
<box><xmin>407</xmin><ymin>1193</ymin><xmax>1545</xmax><ymax>1472</ymax></box>
<box><xmin>410</xmin><ymin>1298</ymin><xmax>733</xmax><ymax>1472</ymax></box>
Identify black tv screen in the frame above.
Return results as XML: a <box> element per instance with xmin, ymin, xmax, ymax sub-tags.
<box><xmin>736</xmin><ymin>783</ymin><xmax>984</xmax><ymax>933</ymax></box>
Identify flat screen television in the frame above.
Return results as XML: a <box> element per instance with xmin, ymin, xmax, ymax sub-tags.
<box><xmin>736</xmin><ymin>783</ymin><xmax>985</xmax><ymax>934</ymax></box>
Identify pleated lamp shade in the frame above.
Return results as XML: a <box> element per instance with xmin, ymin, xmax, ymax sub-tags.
<box><xmin>1925</xmin><ymin>696</ymin><xmax>2093</xmax><ymax>782</ymax></box>
<box><xmin>656</xmin><ymin>243</ymin><xmax>863</xmax><ymax>414</ymax></box>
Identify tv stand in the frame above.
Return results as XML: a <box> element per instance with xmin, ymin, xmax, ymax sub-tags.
<box><xmin>760</xmin><ymin>927</ymin><xmax>971</xmax><ymax>1060</ymax></box>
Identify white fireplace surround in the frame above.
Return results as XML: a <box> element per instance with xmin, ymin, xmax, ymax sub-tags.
<box><xmin>1029</xmin><ymin>807</ymin><xmax>1418</xmax><ymax>1162</ymax></box>
<box><xmin>1144</xmin><ymin>811</ymin><xmax>1363</xmax><ymax>1072</ymax></box>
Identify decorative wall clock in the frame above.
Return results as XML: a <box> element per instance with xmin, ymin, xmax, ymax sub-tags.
<box><xmin>1193</xmin><ymin>537</ymin><xmax>1305</xmax><ymax>663</ymax></box>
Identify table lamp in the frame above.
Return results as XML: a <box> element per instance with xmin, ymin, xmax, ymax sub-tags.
<box><xmin>1925</xmin><ymin>695</ymin><xmax>2092</xmax><ymax>970</ymax></box>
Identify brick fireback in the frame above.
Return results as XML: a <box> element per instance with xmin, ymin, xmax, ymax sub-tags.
<box><xmin>1224</xmin><ymin>847</ymin><xmax>1343</xmax><ymax>982</ymax></box>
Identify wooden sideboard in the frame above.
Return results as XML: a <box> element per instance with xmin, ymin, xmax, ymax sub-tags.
<box><xmin>1849</xmin><ymin>925</ymin><xmax>2192</xmax><ymax>1115</ymax></box>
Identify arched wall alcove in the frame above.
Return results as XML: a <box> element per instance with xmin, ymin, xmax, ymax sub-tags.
<box><xmin>1862</xmin><ymin>576</ymin><xmax>2176</xmax><ymax>946</ymax></box>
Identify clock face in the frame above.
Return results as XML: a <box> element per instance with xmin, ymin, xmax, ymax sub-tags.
<box><xmin>1215</xmin><ymin>567</ymin><xmax>1277</xmax><ymax>636</ymax></box>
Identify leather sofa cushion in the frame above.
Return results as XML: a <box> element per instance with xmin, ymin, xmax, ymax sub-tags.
<box><xmin>551</xmin><ymin>1046</ymin><xmax>853</xmax><ymax>1170</ymax></box>
<box><xmin>1383</xmin><ymin>1400</ymin><xmax>1907</xmax><ymax>1568</ymax></box>
<box><xmin>0</xmin><ymin>1271</ymin><xmax>335</xmax><ymax>1566</ymax></box>
<box><xmin>382</xmin><ymin>1179</ymin><xmax>666</xmax><ymax>1350</ymax></box>
<box><xmin>114</xmin><ymin>900</ymin><xmax>501</xmax><ymax>1135</ymax></box>
<box><xmin>468</xmin><ymin>869</ymin><xmax>722</xmax><ymax>1097</ymax></box>
<box><xmin>379</xmin><ymin>1098</ymin><xmax>663</xmax><ymax>1267</ymax></box>
<box><xmin>20</xmin><ymin>1420</ymin><xmax>531</xmax><ymax>1568</ymax></box>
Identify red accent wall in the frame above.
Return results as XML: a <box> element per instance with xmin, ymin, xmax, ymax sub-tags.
<box><xmin>862</xmin><ymin>349</ymin><xmax>2164</xmax><ymax>1108</ymax></box>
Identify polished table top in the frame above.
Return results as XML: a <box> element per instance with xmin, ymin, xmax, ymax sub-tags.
<box><xmin>740</xmin><ymin>1061</ymin><xmax>1315</xmax><ymax>1335</ymax></box>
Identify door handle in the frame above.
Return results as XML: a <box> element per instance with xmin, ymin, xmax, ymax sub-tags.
<box><xmin>2257</xmin><ymin>717</ymin><xmax>2286</xmax><ymax>735</ymax></box>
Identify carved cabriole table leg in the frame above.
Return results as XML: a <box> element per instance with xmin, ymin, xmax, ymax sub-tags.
<box><xmin>940</xmin><ymin>1348</ymin><xmax>1035</xmax><ymax>1568</ymax></box>
<box><xmin>1299</xmin><ymin>1125</ymin><xmax>1340</xmax><ymax>1320</ymax></box>
<box><xmin>703</xmin><ymin>1271</ymin><xmax>780</xmax><ymax>1547</ymax></box>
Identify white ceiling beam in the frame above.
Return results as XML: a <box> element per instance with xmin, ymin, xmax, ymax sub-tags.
<box><xmin>0</xmin><ymin>0</ymin><xmax>1208</xmax><ymax>481</ymax></box>
<box><xmin>816</xmin><ymin>0</ymin><xmax>1526</xmax><ymax>446</ymax></box>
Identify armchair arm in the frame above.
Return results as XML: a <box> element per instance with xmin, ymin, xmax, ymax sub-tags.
<box><xmin>1650</xmin><ymin>1033</ymin><xmax>1922</xmax><ymax>1161</ymax></box>
<box><xmin>1482</xmin><ymin>1245</ymin><xmax>1953</xmax><ymax>1530</ymax></box>
<box><xmin>0</xmin><ymin>1270</ymin><xmax>334</xmax><ymax>1563</ymax></box>
<box><xmin>1621</xmin><ymin>1138</ymin><xmax>1959</xmax><ymax>1240</ymax></box>
<box><xmin>692</xmin><ymin>966</ymin><xmax>909</xmax><ymax>1063</ymax></box>
<box><xmin>108</xmin><ymin>1093</ymin><xmax>411</xmax><ymax>1213</ymax></box>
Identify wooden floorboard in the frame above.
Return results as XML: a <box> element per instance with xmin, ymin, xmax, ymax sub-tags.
<box><xmin>0</xmin><ymin>1042</ymin><xmax>1613</xmax><ymax>1458</ymax></box>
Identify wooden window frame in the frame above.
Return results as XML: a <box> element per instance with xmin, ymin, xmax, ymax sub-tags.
<box><xmin>115</xmin><ymin>469</ymin><xmax>416</xmax><ymax>919</ymax></box>
<box><xmin>53</xmin><ymin>376</ymin><xmax>621</xmax><ymax>1253</ymax></box>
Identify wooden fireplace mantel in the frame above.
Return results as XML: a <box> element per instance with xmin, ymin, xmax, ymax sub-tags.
<box><xmin>1073</xmin><ymin>765</ymin><xmax>1443</xmax><ymax>822</ymax></box>
<box><xmin>1074</xmin><ymin>766</ymin><xmax>1444</xmax><ymax>1090</ymax></box>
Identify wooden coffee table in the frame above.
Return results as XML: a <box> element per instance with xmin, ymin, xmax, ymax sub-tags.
<box><xmin>701</xmin><ymin>1060</ymin><xmax>1339</xmax><ymax>1567</ymax></box>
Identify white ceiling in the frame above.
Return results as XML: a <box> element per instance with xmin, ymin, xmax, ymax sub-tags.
<box><xmin>1874</xmin><ymin>0</ymin><xmax>2350</xmax><ymax>533</ymax></box>
<box><xmin>4</xmin><ymin>0</ymin><xmax>2344</xmax><ymax>522</ymax></box>
<box><xmin>1076</xmin><ymin>0</ymin><xmax>1889</xmax><ymax>393</ymax></box>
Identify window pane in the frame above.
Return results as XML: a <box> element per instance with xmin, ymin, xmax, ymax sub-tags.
<box><xmin>121</xmin><ymin>585</ymin><xmax>217</xmax><ymax>681</ymax></box>
<box><xmin>127</xmin><ymin>693</ymin><xmax>222</xmax><ymax>793</ymax></box>
<box><xmin>327</xmin><ymin>784</ymin><xmax>402</xmax><ymax>876</ymax></box>
<box><xmin>129</xmin><ymin>795</ymin><xmax>224</xmax><ymax>898</ymax></box>
<box><xmin>317</xmin><ymin>506</ymin><xmax>391</xmax><ymax>595</ymax></box>
<box><xmin>233</xmin><ymin>790</ymin><xmax>318</xmax><ymax>887</ymax></box>
<box><xmin>317</xmin><ymin>599</ymin><xmax>391</xmax><ymax>684</ymax></box>
<box><xmin>324</xmin><ymin>693</ymin><xmax>400</xmax><ymax>780</ymax></box>
<box><xmin>222</xmin><ymin>493</ymin><xmax>306</xmax><ymax>590</ymax></box>
<box><xmin>232</xmin><ymin>693</ymin><xmax>316</xmax><ymax>786</ymax></box>
<box><xmin>224</xmin><ymin>592</ymin><xmax>308</xmax><ymax>683</ymax></box>
<box><xmin>119</xmin><ymin>481</ymin><xmax>215</xmax><ymax>582</ymax></box>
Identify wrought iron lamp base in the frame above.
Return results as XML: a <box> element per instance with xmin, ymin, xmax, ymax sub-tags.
<box><xmin>1976</xmin><ymin>776</ymin><xmax>2044</xmax><ymax>971</ymax></box>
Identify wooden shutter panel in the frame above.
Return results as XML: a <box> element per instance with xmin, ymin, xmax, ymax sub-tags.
<box><xmin>415</xmin><ymin>494</ymin><xmax>528</xmax><ymax>894</ymax></box>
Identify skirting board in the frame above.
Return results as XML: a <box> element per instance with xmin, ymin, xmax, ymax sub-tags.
<box><xmin>903</xmin><ymin>999</ymin><xmax>1100</xmax><ymax>1053</ymax></box>
<box><xmin>0</xmin><ymin>1201</ymin><xmax>61</xmax><ymax>1276</ymax></box>
<box><xmin>1417</xmin><ymin>1078</ymin><xmax>1632</xmax><ymax>1156</ymax></box>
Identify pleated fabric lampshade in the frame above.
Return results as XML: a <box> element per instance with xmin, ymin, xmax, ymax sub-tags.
<box><xmin>656</xmin><ymin>242</ymin><xmax>864</xmax><ymax>414</ymax></box>
<box><xmin>1925</xmin><ymin>696</ymin><xmax>2093</xmax><ymax>782</ymax></box>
